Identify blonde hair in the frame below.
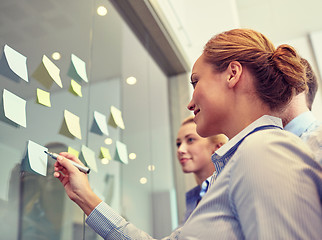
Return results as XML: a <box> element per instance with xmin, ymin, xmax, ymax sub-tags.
<box><xmin>203</xmin><ymin>28</ymin><xmax>307</xmax><ymax>110</ymax></box>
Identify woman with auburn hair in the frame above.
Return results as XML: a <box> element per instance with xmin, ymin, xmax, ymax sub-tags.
<box><xmin>54</xmin><ymin>28</ymin><xmax>322</xmax><ymax>239</ymax></box>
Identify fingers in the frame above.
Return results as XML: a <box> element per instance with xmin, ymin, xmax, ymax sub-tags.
<box><xmin>59</xmin><ymin>152</ymin><xmax>84</xmax><ymax>166</ymax></box>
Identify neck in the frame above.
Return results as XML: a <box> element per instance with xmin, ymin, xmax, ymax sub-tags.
<box><xmin>194</xmin><ymin>164</ymin><xmax>215</xmax><ymax>185</ymax></box>
<box><xmin>279</xmin><ymin>93</ymin><xmax>309</xmax><ymax>127</ymax></box>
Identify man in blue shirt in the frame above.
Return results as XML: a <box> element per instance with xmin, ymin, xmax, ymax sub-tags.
<box><xmin>281</xmin><ymin>58</ymin><xmax>322</xmax><ymax>165</ymax></box>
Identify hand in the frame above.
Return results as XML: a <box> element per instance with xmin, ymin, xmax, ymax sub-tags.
<box><xmin>54</xmin><ymin>152</ymin><xmax>101</xmax><ymax>215</ymax></box>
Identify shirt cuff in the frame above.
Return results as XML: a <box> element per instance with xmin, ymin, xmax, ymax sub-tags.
<box><xmin>86</xmin><ymin>201</ymin><xmax>124</xmax><ymax>239</ymax></box>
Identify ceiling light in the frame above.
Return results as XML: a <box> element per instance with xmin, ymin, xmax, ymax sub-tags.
<box><xmin>129</xmin><ymin>153</ymin><xmax>136</xmax><ymax>160</ymax></box>
<box><xmin>140</xmin><ymin>177</ymin><xmax>147</xmax><ymax>184</ymax></box>
<box><xmin>101</xmin><ymin>158</ymin><xmax>110</xmax><ymax>165</ymax></box>
<box><xmin>97</xmin><ymin>6</ymin><xmax>107</xmax><ymax>16</ymax></box>
<box><xmin>104</xmin><ymin>138</ymin><xmax>113</xmax><ymax>145</ymax></box>
<box><xmin>126</xmin><ymin>76</ymin><xmax>137</xmax><ymax>85</ymax></box>
<box><xmin>52</xmin><ymin>52</ymin><xmax>61</xmax><ymax>60</ymax></box>
<box><xmin>148</xmin><ymin>165</ymin><xmax>155</xmax><ymax>171</ymax></box>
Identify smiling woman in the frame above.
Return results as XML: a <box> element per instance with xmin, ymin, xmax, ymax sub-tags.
<box><xmin>176</xmin><ymin>115</ymin><xmax>227</xmax><ymax>223</ymax></box>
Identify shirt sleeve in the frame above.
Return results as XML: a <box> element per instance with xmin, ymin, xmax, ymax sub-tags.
<box><xmin>229</xmin><ymin>130</ymin><xmax>322</xmax><ymax>239</ymax></box>
<box><xmin>86</xmin><ymin>201</ymin><xmax>182</xmax><ymax>240</ymax></box>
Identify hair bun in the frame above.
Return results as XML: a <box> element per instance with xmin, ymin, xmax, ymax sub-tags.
<box><xmin>272</xmin><ymin>44</ymin><xmax>306</xmax><ymax>94</ymax></box>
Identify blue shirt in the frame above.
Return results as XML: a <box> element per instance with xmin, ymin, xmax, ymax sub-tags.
<box><xmin>284</xmin><ymin>111</ymin><xmax>322</xmax><ymax>165</ymax></box>
<box><xmin>86</xmin><ymin>115</ymin><xmax>322</xmax><ymax>239</ymax></box>
<box><xmin>183</xmin><ymin>177</ymin><xmax>211</xmax><ymax>223</ymax></box>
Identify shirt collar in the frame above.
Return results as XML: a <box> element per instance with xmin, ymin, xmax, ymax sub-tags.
<box><xmin>210</xmin><ymin>115</ymin><xmax>282</xmax><ymax>178</ymax></box>
<box><xmin>215</xmin><ymin>115</ymin><xmax>282</xmax><ymax>157</ymax></box>
<box><xmin>284</xmin><ymin>111</ymin><xmax>317</xmax><ymax>137</ymax></box>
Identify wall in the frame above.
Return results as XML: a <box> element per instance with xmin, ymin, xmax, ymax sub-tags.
<box><xmin>0</xmin><ymin>0</ymin><xmax>178</xmax><ymax>239</ymax></box>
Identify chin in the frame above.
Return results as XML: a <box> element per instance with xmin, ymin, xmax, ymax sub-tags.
<box><xmin>196</xmin><ymin>126</ymin><xmax>210</xmax><ymax>138</ymax></box>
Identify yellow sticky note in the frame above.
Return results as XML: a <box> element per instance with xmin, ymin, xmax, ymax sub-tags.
<box><xmin>69</xmin><ymin>79</ymin><xmax>82</xmax><ymax>97</ymax></box>
<box><xmin>100</xmin><ymin>146</ymin><xmax>111</xmax><ymax>160</ymax></box>
<box><xmin>64</xmin><ymin>110</ymin><xmax>82</xmax><ymax>140</ymax></box>
<box><xmin>108</xmin><ymin>106</ymin><xmax>125</xmax><ymax>129</ymax></box>
<box><xmin>32</xmin><ymin>55</ymin><xmax>63</xmax><ymax>89</ymax></box>
<box><xmin>36</xmin><ymin>88</ymin><xmax>51</xmax><ymax>107</ymax></box>
<box><xmin>68</xmin><ymin>146</ymin><xmax>79</xmax><ymax>158</ymax></box>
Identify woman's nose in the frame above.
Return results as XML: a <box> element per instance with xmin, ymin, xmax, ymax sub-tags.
<box><xmin>177</xmin><ymin>143</ymin><xmax>187</xmax><ymax>154</ymax></box>
<box><xmin>187</xmin><ymin>101</ymin><xmax>195</xmax><ymax>111</ymax></box>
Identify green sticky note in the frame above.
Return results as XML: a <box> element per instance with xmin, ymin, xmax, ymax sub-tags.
<box><xmin>3</xmin><ymin>44</ymin><xmax>28</xmax><ymax>82</ymax></box>
<box><xmin>80</xmin><ymin>145</ymin><xmax>97</xmax><ymax>172</ymax></box>
<box><xmin>3</xmin><ymin>89</ymin><xmax>27</xmax><ymax>127</ymax></box>
<box><xmin>114</xmin><ymin>141</ymin><xmax>128</xmax><ymax>164</ymax></box>
<box><xmin>21</xmin><ymin>140</ymin><xmax>48</xmax><ymax>176</ymax></box>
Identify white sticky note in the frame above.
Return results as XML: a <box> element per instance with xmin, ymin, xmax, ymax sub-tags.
<box><xmin>64</xmin><ymin>110</ymin><xmax>82</xmax><ymax>140</ymax></box>
<box><xmin>115</xmin><ymin>141</ymin><xmax>128</xmax><ymax>164</ymax></box>
<box><xmin>81</xmin><ymin>145</ymin><xmax>97</xmax><ymax>172</ymax></box>
<box><xmin>71</xmin><ymin>54</ymin><xmax>88</xmax><ymax>82</ymax></box>
<box><xmin>3</xmin><ymin>89</ymin><xmax>26</xmax><ymax>127</ymax></box>
<box><xmin>110</xmin><ymin>106</ymin><xmax>125</xmax><ymax>129</ymax></box>
<box><xmin>4</xmin><ymin>44</ymin><xmax>28</xmax><ymax>82</ymax></box>
<box><xmin>94</xmin><ymin>111</ymin><xmax>109</xmax><ymax>136</ymax></box>
<box><xmin>23</xmin><ymin>140</ymin><xmax>48</xmax><ymax>176</ymax></box>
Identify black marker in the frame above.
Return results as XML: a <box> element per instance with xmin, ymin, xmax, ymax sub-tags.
<box><xmin>45</xmin><ymin>151</ymin><xmax>90</xmax><ymax>174</ymax></box>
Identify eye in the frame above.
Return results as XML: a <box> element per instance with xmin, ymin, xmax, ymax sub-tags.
<box><xmin>187</xmin><ymin>137</ymin><xmax>195</xmax><ymax>143</ymax></box>
<box><xmin>176</xmin><ymin>142</ymin><xmax>181</xmax><ymax>148</ymax></box>
<box><xmin>190</xmin><ymin>80</ymin><xmax>198</xmax><ymax>89</ymax></box>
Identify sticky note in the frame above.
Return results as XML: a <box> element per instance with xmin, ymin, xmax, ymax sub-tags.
<box><xmin>93</xmin><ymin>111</ymin><xmax>109</xmax><ymax>136</ymax></box>
<box><xmin>69</xmin><ymin>79</ymin><xmax>83</xmax><ymax>97</ymax></box>
<box><xmin>21</xmin><ymin>140</ymin><xmax>48</xmax><ymax>176</ymax></box>
<box><xmin>108</xmin><ymin>106</ymin><xmax>125</xmax><ymax>129</ymax></box>
<box><xmin>64</xmin><ymin>110</ymin><xmax>82</xmax><ymax>140</ymax></box>
<box><xmin>80</xmin><ymin>145</ymin><xmax>97</xmax><ymax>172</ymax></box>
<box><xmin>114</xmin><ymin>141</ymin><xmax>128</xmax><ymax>164</ymax></box>
<box><xmin>32</xmin><ymin>55</ymin><xmax>63</xmax><ymax>89</ymax></box>
<box><xmin>36</xmin><ymin>88</ymin><xmax>51</xmax><ymax>107</ymax></box>
<box><xmin>100</xmin><ymin>147</ymin><xmax>111</xmax><ymax>160</ymax></box>
<box><xmin>67</xmin><ymin>54</ymin><xmax>88</xmax><ymax>83</ymax></box>
<box><xmin>3</xmin><ymin>89</ymin><xmax>26</xmax><ymax>127</ymax></box>
<box><xmin>0</xmin><ymin>44</ymin><xmax>28</xmax><ymax>82</ymax></box>
<box><xmin>68</xmin><ymin>146</ymin><xmax>79</xmax><ymax>158</ymax></box>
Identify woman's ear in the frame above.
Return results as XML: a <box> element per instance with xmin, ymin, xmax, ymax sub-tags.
<box><xmin>227</xmin><ymin>61</ymin><xmax>242</xmax><ymax>88</ymax></box>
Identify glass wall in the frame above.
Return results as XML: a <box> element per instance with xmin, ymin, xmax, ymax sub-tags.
<box><xmin>0</xmin><ymin>0</ymin><xmax>177</xmax><ymax>239</ymax></box>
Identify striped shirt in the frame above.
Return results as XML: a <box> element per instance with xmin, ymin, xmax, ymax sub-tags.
<box><xmin>86</xmin><ymin>115</ymin><xmax>322</xmax><ymax>239</ymax></box>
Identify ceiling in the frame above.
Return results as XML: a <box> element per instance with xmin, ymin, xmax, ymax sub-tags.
<box><xmin>153</xmin><ymin>0</ymin><xmax>322</xmax><ymax>69</ymax></box>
